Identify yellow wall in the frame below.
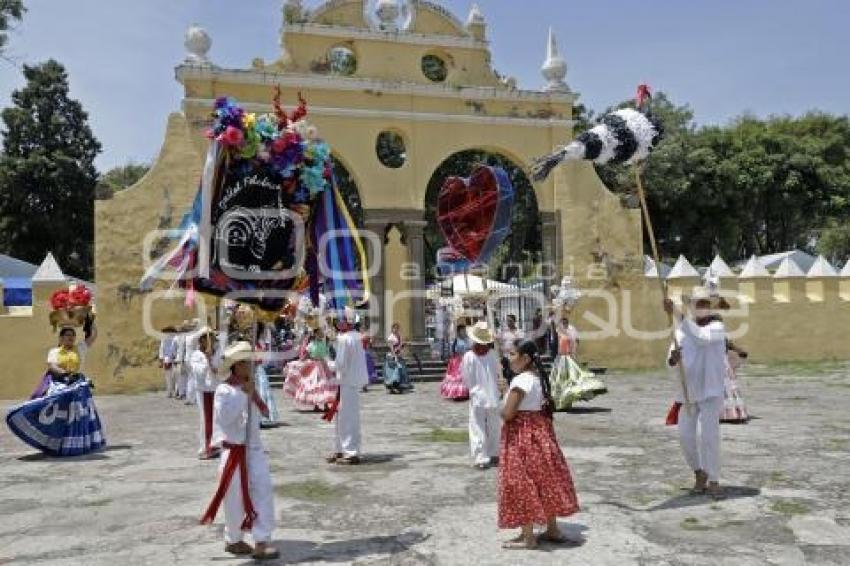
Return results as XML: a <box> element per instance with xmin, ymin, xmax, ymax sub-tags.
<box><xmin>0</xmin><ymin>279</ymin><xmax>67</xmax><ymax>399</ymax></box>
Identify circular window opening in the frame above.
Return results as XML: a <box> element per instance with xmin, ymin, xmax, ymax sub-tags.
<box><xmin>327</xmin><ymin>46</ymin><xmax>357</xmax><ymax>76</ymax></box>
<box><xmin>376</xmin><ymin>131</ymin><xmax>407</xmax><ymax>169</ymax></box>
<box><xmin>421</xmin><ymin>54</ymin><xmax>448</xmax><ymax>83</ymax></box>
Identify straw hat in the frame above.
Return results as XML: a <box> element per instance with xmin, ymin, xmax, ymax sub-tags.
<box><xmin>218</xmin><ymin>341</ymin><xmax>255</xmax><ymax>376</ymax></box>
<box><xmin>468</xmin><ymin>321</ymin><xmax>494</xmax><ymax>345</ymax></box>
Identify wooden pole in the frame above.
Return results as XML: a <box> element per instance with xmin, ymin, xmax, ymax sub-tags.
<box><xmin>633</xmin><ymin>167</ymin><xmax>691</xmax><ymax>407</ymax></box>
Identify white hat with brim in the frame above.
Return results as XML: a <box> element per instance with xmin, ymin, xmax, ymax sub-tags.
<box><xmin>469</xmin><ymin>321</ymin><xmax>494</xmax><ymax>345</ymax></box>
<box><xmin>218</xmin><ymin>341</ymin><xmax>255</xmax><ymax>376</ymax></box>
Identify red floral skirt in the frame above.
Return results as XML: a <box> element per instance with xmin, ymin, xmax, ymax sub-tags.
<box><xmin>498</xmin><ymin>411</ymin><xmax>580</xmax><ymax>528</ymax></box>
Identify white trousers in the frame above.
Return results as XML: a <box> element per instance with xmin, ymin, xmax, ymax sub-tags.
<box><xmin>333</xmin><ymin>385</ymin><xmax>361</xmax><ymax>457</ymax></box>
<box><xmin>175</xmin><ymin>364</ymin><xmax>187</xmax><ymax>397</ymax></box>
<box><xmin>186</xmin><ymin>372</ymin><xmax>197</xmax><ymax>405</ymax></box>
<box><xmin>678</xmin><ymin>396</ymin><xmax>723</xmax><ymax>482</ymax></box>
<box><xmin>221</xmin><ymin>447</ymin><xmax>275</xmax><ymax>544</ymax></box>
<box><xmin>197</xmin><ymin>390</ymin><xmax>214</xmax><ymax>456</ymax></box>
<box><xmin>469</xmin><ymin>405</ymin><xmax>501</xmax><ymax>465</ymax></box>
<box><xmin>164</xmin><ymin>366</ymin><xmax>176</xmax><ymax>396</ymax></box>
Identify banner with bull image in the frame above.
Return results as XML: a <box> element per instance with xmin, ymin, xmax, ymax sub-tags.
<box><xmin>141</xmin><ymin>94</ymin><xmax>370</xmax><ymax>313</ymax></box>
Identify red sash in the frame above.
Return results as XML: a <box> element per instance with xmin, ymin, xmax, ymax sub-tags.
<box><xmin>199</xmin><ymin>443</ymin><xmax>257</xmax><ymax>530</ymax></box>
<box><xmin>322</xmin><ymin>388</ymin><xmax>341</xmax><ymax>422</ymax></box>
<box><xmin>202</xmin><ymin>392</ymin><xmax>214</xmax><ymax>456</ymax></box>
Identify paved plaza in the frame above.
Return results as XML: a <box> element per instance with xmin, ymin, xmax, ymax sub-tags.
<box><xmin>1</xmin><ymin>364</ymin><xmax>849</xmax><ymax>565</ymax></box>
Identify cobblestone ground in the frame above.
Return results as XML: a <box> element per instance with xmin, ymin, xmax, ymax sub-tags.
<box><xmin>1</xmin><ymin>364</ymin><xmax>849</xmax><ymax>565</ymax></box>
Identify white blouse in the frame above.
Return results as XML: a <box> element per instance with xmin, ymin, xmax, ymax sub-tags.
<box><xmin>508</xmin><ymin>371</ymin><xmax>544</xmax><ymax>411</ymax></box>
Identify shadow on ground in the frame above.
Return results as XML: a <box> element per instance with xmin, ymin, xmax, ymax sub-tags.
<box><xmin>247</xmin><ymin>531</ymin><xmax>431</xmax><ymax>564</ymax></box>
<box><xmin>17</xmin><ymin>443</ymin><xmax>133</xmax><ymax>462</ymax></box>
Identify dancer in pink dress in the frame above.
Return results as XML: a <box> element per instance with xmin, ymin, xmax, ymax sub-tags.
<box><xmin>283</xmin><ymin>327</ymin><xmax>337</xmax><ymax>412</ymax></box>
<box><xmin>440</xmin><ymin>323</ymin><xmax>471</xmax><ymax>400</ymax></box>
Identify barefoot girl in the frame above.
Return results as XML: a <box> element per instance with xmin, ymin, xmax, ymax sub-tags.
<box><xmin>499</xmin><ymin>339</ymin><xmax>580</xmax><ymax>549</ymax></box>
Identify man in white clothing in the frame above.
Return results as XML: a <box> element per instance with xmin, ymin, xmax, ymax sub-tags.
<box><xmin>200</xmin><ymin>341</ymin><xmax>279</xmax><ymax>560</ymax></box>
<box><xmin>327</xmin><ymin>307</ymin><xmax>368</xmax><ymax>465</ymax></box>
<box><xmin>182</xmin><ymin>319</ymin><xmax>201</xmax><ymax>405</ymax></box>
<box><xmin>664</xmin><ymin>287</ymin><xmax>727</xmax><ymax>499</ymax></box>
<box><xmin>190</xmin><ymin>328</ymin><xmax>220</xmax><ymax>459</ymax></box>
<box><xmin>461</xmin><ymin>321</ymin><xmax>502</xmax><ymax>469</ymax></box>
<box><xmin>172</xmin><ymin>325</ymin><xmax>187</xmax><ymax>400</ymax></box>
<box><xmin>158</xmin><ymin>327</ymin><xmax>178</xmax><ymax>397</ymax></box>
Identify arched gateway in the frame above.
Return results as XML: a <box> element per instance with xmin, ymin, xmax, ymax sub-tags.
<box><xmin>90</xmin><ymin>0</ymin><xmax>644</xmax><ymax>392</ymax></box>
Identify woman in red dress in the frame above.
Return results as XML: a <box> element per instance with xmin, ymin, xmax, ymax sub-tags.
<box><xmin>499</xmin><ymin>339</ymin><xmax>580</xmax><ymax>549</ymax></box>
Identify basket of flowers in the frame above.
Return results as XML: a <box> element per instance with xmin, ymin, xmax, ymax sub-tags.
<box><xmin>49</xmin><ymin>284</ymin><xmax>94</xmax><ymax>330</ymax></box>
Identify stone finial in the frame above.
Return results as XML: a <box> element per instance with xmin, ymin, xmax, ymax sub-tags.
<box><xmin>807</xmin><ymin>255</ymin><xmax>839</xmax><ymax>277</ymax></box>
<box><xmin>708</xmin><ymin>255</ymin><xmax>734</xmax><ymax>277</ymax></box>
<box><xmin>739</xmin><ymin>255</ymin><xmax>770</xmax><ymax>278</ymax></box>
<box><xmin>542</xmin><ymin>27</ymin><xmax>569</xmax><ymax>93</ymax></box>
<box><xmin>773</xmin><ymin>257</ymin><xmax>806</xmax><ymax>278</ymax></box>
<box><xmin>467</xmin><ymin>3</ymin><xmax>485</xmax><ymax>26</ymax></box>
<box><xmin>667</xmin><ymin>255</ymin><xmax>700</xmax><ymax>279</ymax></box>
<box><xmin>184</xmin><ymin>24</ymin><xmax>212</xmax><ymax>65</ymax></box>
<box><xmin>32</xmin><ymin>253</ymin><xmax>66</xmax><ymax>282</ymax></box>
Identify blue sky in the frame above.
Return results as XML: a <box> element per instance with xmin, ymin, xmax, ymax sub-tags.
<box><xmin>0</xmin><ymin>0</ymin><xmax>847</xmax><ymax>171</ymax></box>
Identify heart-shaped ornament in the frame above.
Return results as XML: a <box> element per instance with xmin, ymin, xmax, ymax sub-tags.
<box><xmin>437</xmin><ymin>165</ymin><xmax>515</xmax><ymax>266</ymax></box>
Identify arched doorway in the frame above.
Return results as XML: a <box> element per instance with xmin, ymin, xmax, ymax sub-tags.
<box><xmin>423</xmin><ymin>149</ymin><xmax>542</xmax><ymax>283</ymax></box>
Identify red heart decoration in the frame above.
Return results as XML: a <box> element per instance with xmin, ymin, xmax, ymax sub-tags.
<box><xmin>437</xmin><ymin>166</ymin><xmax>499</xmax><ymax>263</ymax></box>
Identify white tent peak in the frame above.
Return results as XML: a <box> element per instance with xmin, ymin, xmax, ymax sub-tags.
<box><xmin>739</xmin><ymin>255</ymin><xmax>770</xmax><ymax>278</ymax></box>
<box><xmin>32</xmin><ymin>253</ymin><xmax>66</xmax><ymax>282</ymax></box>
<box><xmin>708</xmin><ymin>255</ymin><xmax>734</xmax><ymax>277</ymax></box>
<box><xmin>807</xmin><ymin>255</ymin><xmax>838</xmax><ymax>277</ymax></box>
<box><xmin>773</xmin><ymin>257</ymin><xmax>806</xmax><ymax>278</ymax></box>
<box><xmin>667</xmin><ymin>255</ymin><xmax>699</xmax><ymax>279</ymax></box>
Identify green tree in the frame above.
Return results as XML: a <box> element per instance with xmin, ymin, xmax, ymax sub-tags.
<box><xmin>0</xmin><ymin>59</ymin><xmax>101</xmax><ymax>279</ymax></box>
<box><xmin>816</xmin><ymin>219</ymin><xmax>850</xmax><ymax>265</ymax></box>
<box><xmin>0</xmin><ymin>0</ymin><xmax>25</xmax><ymax>55</ymax></box>
<box><xmin>95</xmin><ymin>162</ymin><xmax>150</xmax><ymax>200</ymax></box>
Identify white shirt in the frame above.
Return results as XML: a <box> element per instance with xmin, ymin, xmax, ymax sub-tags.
<box><xmin>158</xmin><ymin>336</ymin><xmax>177</xmax><ymax>363</ymax></box>
<box><xmin>211</xmin><ymin>382</ymin><xmax>263</xmax><ymax>450</ymax></box>
<box><xmin>47</xmin><ymin>342</ymin><xmax>89</xmax><ymax>373</ymax></box>
<box><xmin>331</xmin><ymin>330</ymin><xmax>369</xmax><ymax>388</ymax></box>
<box><xmin>509</xmin><ymin>371</ymin><xmax>544</xmax><ymax>411</ymax></box>
<box><xmin>461</xmin><ymin>350</ymin><xmax>501</xmax><ymax>409</ymax></box>
<box><xmin>183</xmin><ymin>332</ymin><xmax>198</xmax><ymax>364</ymax></box>
<box><xmin>669</xmin><ymin>318</ymin><xmax>727</xmax><ymax>403</ymax></box>
<box><xmin>190</xmin><ymin>350</ymin><xmax>218</xmax><ymax>392</ymax></box>
<box><xmin>172</xmin><ymin>335</ymin><xmax>186</xmax><ymax>364</ymax></box>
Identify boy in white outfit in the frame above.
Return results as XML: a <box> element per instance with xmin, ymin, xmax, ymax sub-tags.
<box><xmin>200</xmin><ymin>342</ymin><xmax>279</xmax><ymax>560</ymax></box>
<box><xmin>461</xmin><ymin>322</ymin><xmax>502</xmax><ymax>469</ymax></box>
